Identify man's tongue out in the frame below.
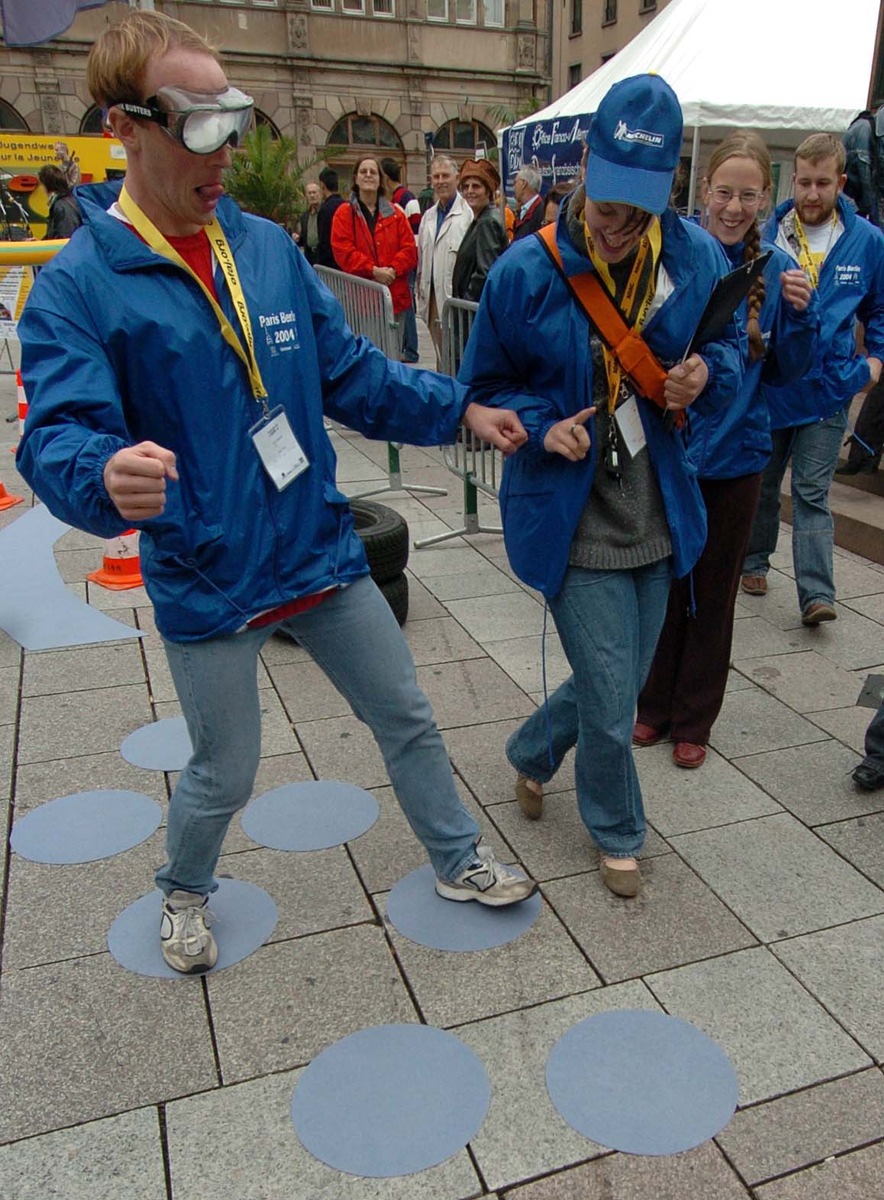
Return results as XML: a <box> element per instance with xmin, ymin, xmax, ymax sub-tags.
<box><xmin>197</xmin><ymin>183</ymin><xmax>224</xmax><ymax>204</ymax></box>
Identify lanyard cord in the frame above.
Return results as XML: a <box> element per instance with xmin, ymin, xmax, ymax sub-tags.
<box><xmin>792</xmin><ymin>209</ymin><xmax>837</xmax><ymax>290</ymax></box>
<box><xmin>117</xmin><ymin>187</ymin><xmax>271</xmax><ymax>416</ymax></box>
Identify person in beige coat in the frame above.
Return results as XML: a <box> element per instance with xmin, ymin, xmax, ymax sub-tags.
<box><xmin>415</xmin><ymin>155</ymin><xmax>473</xmax><ymax>362</ymax></box>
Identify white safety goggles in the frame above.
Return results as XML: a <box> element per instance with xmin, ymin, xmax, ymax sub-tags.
<box><xmin>116</xmin><ymin>85</ymin><xmax>254</xmax><ymax>155</ymax></box>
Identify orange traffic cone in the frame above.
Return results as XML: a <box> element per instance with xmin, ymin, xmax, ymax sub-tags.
<box><xmin>87</xmin><ymin>529</ymin><xmax>144</xmax><ymax>590</ymax></box>
<box><xmin>10</xmin><ymin>369</ymin><xmax>27</xmax><ymax>455</ymax></box>
<box><xmin>0</xmin><ymin>480</ymin><xmax>24</xmax><ymax>511</ymax></box>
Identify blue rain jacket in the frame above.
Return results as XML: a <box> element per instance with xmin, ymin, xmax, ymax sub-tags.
<box><xmin>16</xmin><ymin>183</ymin><xmax>467</xmax><ymax>641</ymax></box>
<box><xmin>761</xmin><ymin>195</ymin><xmax>884</xmax><ymax>430</ymax></box>
<box><xmin>458</xmin><ymin>204</ymin><xmax>742</xmax><ymax>596</ymax></box>
<box><xmin>686</xmin><ymin>239</ymin><xmax>819</xmax><ymax>479</ymax></box>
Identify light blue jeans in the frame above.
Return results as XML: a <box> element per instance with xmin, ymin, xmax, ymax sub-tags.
<box><xmin>506</xmin><ymin>560</ymin><xmax>672</xmax><ymax>858</ymax></box>
<box><xmin>743</xmin><ymin>409</ymin><xmax>848</xmax><ymax>612</ymax></box>
<box><xmin>156</xmin><ymin>575</ymin><xmax>480</xmax><ymax>895</ymax></box>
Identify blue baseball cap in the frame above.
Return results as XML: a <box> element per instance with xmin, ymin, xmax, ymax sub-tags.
<box><xmin>586</xmin><ymin>74</ymin><xmax>683</xmax><ymax>215</ymax></box>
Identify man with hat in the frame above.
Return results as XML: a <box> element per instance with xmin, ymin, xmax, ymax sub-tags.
<box><xmin>459</xmin><ymin>74</ymin><xmax>741</xmax><ymax>899</ymax></box>
<box><xmin>451</xmin><ymin>158</ymin><xmax>508</xmax><ymax>301</ymax></box>
<box><xmin>16</xmin><ymin>10</ymin><xmax>539</xmax><ymax>975</ymax></box>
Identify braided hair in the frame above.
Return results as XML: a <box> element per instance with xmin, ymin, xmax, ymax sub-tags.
<box><xmin>705</xmin><ymin>132</ymin><xmax>772</xmax><ymax>363</ymax></box>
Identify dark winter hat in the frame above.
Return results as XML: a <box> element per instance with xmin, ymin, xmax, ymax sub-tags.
<box><xmin>459</xmin><ymin>158</ymin><xmax>501</xmax><ymax>196</ymax></box>
<box><xmin>586</xmin><ymin>73</ymin><xmax>683</xmax><ymax>215</ymax></box>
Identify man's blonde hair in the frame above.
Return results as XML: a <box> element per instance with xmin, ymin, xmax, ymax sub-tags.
<box><xmin>794</xmin><ymin>132</ymin><xmax>846</xmax><ymax>174</ymax></box>
<box><xmin>86</xmin><ymin>10</ymin><xmax>221</xmax><ymax>109</ymax></box>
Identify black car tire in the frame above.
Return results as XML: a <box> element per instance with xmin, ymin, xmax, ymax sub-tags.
<box><xmin>349</xmin><ymin>499</ymin><xmax>409</xmax><ymax>583</ymax></box>
<box><xmin>379</xmin><ymin>571</ymin><xmax>409</xmax><ymax>625</ymax></box>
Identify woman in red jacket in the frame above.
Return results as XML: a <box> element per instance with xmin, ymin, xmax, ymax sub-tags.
<box><xmin>331</xmin><ymin>156</ymin><xmax>418</xmax><ymax>359</ymax></box>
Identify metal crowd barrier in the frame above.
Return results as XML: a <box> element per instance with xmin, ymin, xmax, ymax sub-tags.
<box><xmin>315</xmin><ymin>265</ymin><xmax>446</xmax><ymax>502</ymax></box>
<box><xmin>414</xmin><ymin>298</ymin><xmax>503</xmax><ymax>549</ymax></box>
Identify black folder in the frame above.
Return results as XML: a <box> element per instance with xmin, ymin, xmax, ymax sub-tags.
<box><xmin>685</xmin><ymin>250</ymin><xmax>773</xmax><ymax>358</ymax></box>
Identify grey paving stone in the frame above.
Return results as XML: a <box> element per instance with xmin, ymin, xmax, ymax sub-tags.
<box><xmin>0</xmin><ymin>1107</ymin><xmax>166</xmax><ymax>1200</ymax></box>
<box><xmin>806</xmin><ymin>704</ymin><xmax>873</xmax><ymax>754</ymax></box>
<box><xmin>816</xmin><ymin>811</ymin><xmax>884</xmax><ymax>885</ymax></box>
<box><xmin>458</xmin><ymin>981</ymin><xmax>659</xmax><ymax>1191</ymax></box>
<box><xmin>0</xmin><ymin>722</ymin><xmax>12</xmax><ymax>803</ymax></box>
<box><xmin>709</xmin><ymin>687</ymin><xmax>830</xmax><ymax>759</ymax></box>
<box><xmin>842</xmin><ymin>591</ymin><xmax>884</xmax><ymax>624</ymax></box>
<box><xmin>402</xmin><ymin>572</ymin><xmax>448</xmax><ymax>619</ymax></box>
<box><xmin>834</xmin><ymin>555</ymin><xmax>884</xmax><ymax>599</ymax></box>
<box><xmin>295</xmin><ymin>713</ymin><xmax>389</xmax><ymax>790</ymax></box>
<box><xmin>501</xmin><ymin>1141</ymin><xmax>750</xmax><ymax>1200</ymax></box>
<box><xmin>444</xmin><ymin>591</ymin><xmax>545</xmax><ymax>645</ymax></box>
<box><xmin>484</xmin><ymin>634</ymin><xmax>572</xmax><ymax>697</ymax></box>
<box><xmin>444</xmin><ymin>717</ymin><xmax>573</xmax><ymax>808</ymax></box>
<box><xmin>4</xmin><ymin>831</ymin><xmax>166</xmax><ymax>969</ymax></box>
<box><xmin>730</xmin><ymin>617</ymin><xmax>806</xmax><ymax>660</ymax></box>
<box><xmin>421</xmin><ymin>566</ymin><xmax>521</xmax><ymax>602</ymax></box>
<box><xmin>217</xmin><ymin>844</ymin><xmax>374</xmax><ymax>942</ymax></box>
<box><xmin>753</xmin><ymin>1142</ymin><xmax>884</xmax><ymax>1200</ymax></box>
<box><xmin>637</xmin><ymin>742</ymin><xmax>783</xmax><ymax>836</ymax></box>
<box><xmin>0</xmin><ymin>628</ymin><xmax>22</xmax><ymax>669</ymax></box>
<box><xmin>18</xmin><ymin>684</ymin><xmax>154</xmax><ymax>764</ymax></box>
<box><xmin>383</xmin><ymin>899</ymin><xmax>600</xmax><ymax>1028</ymax></box>
<box><xmin>86</xmin><ymin>579</ymin><xmax>151</xmax><ymax>612</ymax></box>
<box><xmin>646</xmin><ymin>947</ymin><xmax>872</xmax><ymax>1106</ymax></box>
<box><xmin>416</xmin><ymin>658</ymin><xmax>536</xmax><ymax>729</ymax></box>
<box><xmin>802</xmin><ymin>605</ymin><xmax>884</xmax><ymax>673</ymax></box>
<box><xmin>0</xmin><ymin>955</ymin><xmax>217</xmax><ymax>1143</ymax></box>
<box><xmin>716</xmin><ymin>1069</ymin><xmax>884</xmax><ymax>1185</ymax></box>
<box><xmin>166</xmin><ymin>1064</ymin><xmax>482</xmax><ymax>1200</ymax></box>
<box><xmin>670</xmin><ymin>813</ymin><xmax>884</xmax><ymax>941</ymax></box>
<box><xmin>732</xmin><ymin>740</ymin><xmax>878</xmax><ymax>824</ymax></box>
<box><xmin>155</xmin><ymin>686</ymin><xmax>299</xmax><ymax>758</ymax></box>
<box><xmin>734</xmin><ymin>650</ymin><xmax>862</xmax><ymax>713</ymax></box>
<box><xmin>772</xmin><ymin>917</ymin><xmax>884</xmax><ymax>1062</ymax></box>
<box><xmin>21</xmin><ymin>641</ymin><xmax>146</xmax><ymax>698</ymax></box>
<box><xmin>206</xmin><ymin>924</ymin><xmax>417</xmax><ymax>1083</ymax></box>
<box><xmin>0</xmin><ymin>664</ymin><xmax>16</xmax><ymax>725</ymax></box>
<box><xmin>545</xmin><ymin>854</ymin><xmax>756</xmax><ymax>983</ymax></box>
<box><xmin>491</xmin><ymin>793</ymin><xmax>669</xmax><ymax>883</ymax></box>
<box><xmin>347</xmin><ymin>779</ymin><xmax>517</xmax><ymax>895</ymax></box>
<box><xmin>266</xmin><ymin>656</ymin><xmax>354</xmax><ymax>722</ymax></box>
<box><xmin>406</xmin><ymin>544</ymin><xmax>491</xmax><ymax>581</ymax></box>
<box><xmin>12</xmin><ymin>749</ymin><xmax>168</xmax><ymax>815</ymax></box>
<box><xmin>402</xmin><ymin>615</ymin><xmax>487</xmax><ymax>665</ymax></box>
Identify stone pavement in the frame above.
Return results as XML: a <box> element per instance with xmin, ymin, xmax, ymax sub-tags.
<box><xmin>1</xmin><ymin>358</ymin><xmax>884</xmax><ymax>1200</ymax></box>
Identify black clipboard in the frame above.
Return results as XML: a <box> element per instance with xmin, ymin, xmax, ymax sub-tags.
<box><xmin>684</xmin><ymin>250</ymin><xmax>772</xmax><ymax>358</ymax></box>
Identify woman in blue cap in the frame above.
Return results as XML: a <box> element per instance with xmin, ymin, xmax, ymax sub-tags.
<box><xmin>459</xmin><ymin>74</ymin><xmax>742</xmax><ymax>897</ymax></box>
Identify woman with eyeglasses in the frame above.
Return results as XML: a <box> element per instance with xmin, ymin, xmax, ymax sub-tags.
<box><xmin>451</xmin><ymin>159</ymin><xmax>508</xmax><ymax>302</ymax></box>
<box><xmin>331</xmin><ymin>156</ymin><xmax>417</xmax><ymax>359</ymax></box>
<box><xmin>634</xmin><ymin>131</ymin><xmax>819</xmax><ymax>768</ymax></box>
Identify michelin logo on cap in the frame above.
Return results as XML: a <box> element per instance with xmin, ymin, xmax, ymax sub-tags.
<box><xmin>613</xmin><ymin>120</ymin><xmax>664</xmax><ymax>148</ymax></box>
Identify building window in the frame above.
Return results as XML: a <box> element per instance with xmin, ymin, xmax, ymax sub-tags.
<box><xmin>310</xmin><ymin>0</ymin><xmax>333</xmax><ymax>7</ymax></box>
<box><xmin>328</xmin><ymin>113</ymin><xmax>403</xmax><ymax>151</ymax></box>
<box><xmin>427</xmin><ymin>0</ymin><xmax>448</xmax><ymax>19</ymax></box>
<box><xmin>373</xmin><ymin>0</ymin><xmax>395</xmax><ymax>13</ymax></box>
<box><xmin>341</xmin><ymin>0</ymin><xmax>366</xmax><ymax>10</ymax></box>
<box><xmin>570</xmin><ymin>0</ymin><xmax>582</xmax><ymax>35</ymax></box>
<box><xmin>483</xmin><ymin>0</ymin><xmax>504</xmax><ymax>25</ymax></box>
<box><xmin>455</xmin><ymin>0</ymin><xmax>477</xmax><ymax>21</ymax></box>
<box><xmin>568</xmin><ymin>64</ymin><xmax>582</xmax><ymax>89</ymax></box>
<box><xmin>0</xmin><ymin>99</ymin><xmax>28</xmax><ymax>132</ymax></box>
<box><xmin>433</xmin><ymin>119</ymin><xmax>496</xmax><ymax>156</ymax></box>
<box><xmin>603</xmin><ymin>0</ymin><xmax>617</xmax><ymax>23</ymax></box>
<box><xmin>600</xmin><ymin>50</ymin><xmax>617</xmax><ymax>64</ymax></box>
<box><xmin>639</xmin><ymin>0</ymin><xmax>656</xmax><ymax>10</ymax></box>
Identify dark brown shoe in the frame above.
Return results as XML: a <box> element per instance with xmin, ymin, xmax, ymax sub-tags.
<box><xmin>801</xmin><ymin>603</ymin><xmax>837</xmax><ymax>626</ymax></box>
<box><xmin>673</xmin><ymin>741</ymin><xmax>707</xmax><ymax>769</ymax></box>
<box><xmin>515</xmin><ymin>774</ymin><xmax>543</xmax><ymax>820</ymax></box>
<box><xmin>600</xmin><ymin>858</ymin><xmax>642</xmax><ymax>898</ymax></box>
<box><xmin>740</xmin><ymin>574</ymin><xmax>767</xmax><ymax>596</ymax></box>
<box><xmin>633</xmin><ymin>721</ymin><xmax>666</xmax><ymax>747</ymax></box>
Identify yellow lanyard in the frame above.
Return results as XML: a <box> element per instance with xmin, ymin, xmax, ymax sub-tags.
<box><xmin>584</xmin><ymin>217</ymin><xmax>662</xmax><ymax>413</ymax></box>
<box><xmin>792</xmin><ymin>210</ymin><xmax>836</xmax><ymax>290</ymax></box>
<box><xmin>117</xmin><ymin>186</ymin><xmax>270</xmax><ymax>414</ymax></box>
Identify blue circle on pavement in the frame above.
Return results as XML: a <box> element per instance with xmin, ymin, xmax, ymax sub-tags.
<box><xmin>291</xmin><ymin>1024</ymin><xmax>491</xmax><ymax>1177</ymax></box>
<box><xmin>241</xmin><ymin>781</ymin><xmax>379</xmax><ymax>851</ymax></box>
<box><xmin>546</xmin><ymin>1009</ymin><xmax>739</xmax><ymax>1155</ymax></box>
<box><xmin>386</xmin><ymin>863</ymin><xmax>541</xmax><ymax>952</ymax></box>
<box><xmin>10</xmin><ymin>790</ymin><xmax>162</xmax><ymax>863</ymax></box>
<box><xmin>107</xmin><ymin>878</ymin><xmax>277</xmax><ymax>978</ymax></box>
<box><xmin>120</xmin><ymin>717</ymin><xmax>192</xmax><ymax>771</ymax></box>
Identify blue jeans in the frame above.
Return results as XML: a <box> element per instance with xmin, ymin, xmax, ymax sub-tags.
<box><xmin>743</xmin><ymin>409</ymin><xmax>848</xmax><ymax>611</ymax></box>
<box><xmin>156</xmin><ymin>575</ymin><xmax>480</xmax><ymax>895</ymax></box>
<box><xmin>506</xmin><ymin>561</ymin><xmax>672</xmax><ymax>858</ymax></box>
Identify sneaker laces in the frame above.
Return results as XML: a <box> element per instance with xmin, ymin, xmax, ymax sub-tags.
<box><xmin>470</xmin><ymin>843</ymin><xmax>520</xmax><ymax>886</ymax></box>
<box><xmin>174</xmin><ymin>902</ymin><xmax>214</xmax><ymax>957</ymax></box>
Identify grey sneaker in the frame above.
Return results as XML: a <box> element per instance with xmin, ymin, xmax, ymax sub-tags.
<box><xmin>435</xmin><ymin>843</ymin><xmax>538</xmax><ymax>907</ymax></box>
<box><xmin>160</xmin><ymin>890</ymin><xmax>218</xmax><ymax>974</ymax></box>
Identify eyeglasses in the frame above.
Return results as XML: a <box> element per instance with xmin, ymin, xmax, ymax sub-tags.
<box><xmin>116</xmin><ymin>85</ymin><xmax>254</xmax><ymax>155</ymax></box>
<box><xmin>709</xmin><ymin>186</ymin><xmax>765</xmax><ymax>206</ymax></box>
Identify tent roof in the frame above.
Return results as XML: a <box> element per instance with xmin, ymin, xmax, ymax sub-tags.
<box><xmin>514</xmin><ymin>0</ymin><xmax>879</xmax><ymax>133</ymax></box>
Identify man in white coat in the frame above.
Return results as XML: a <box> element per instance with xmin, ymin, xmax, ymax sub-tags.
<box><xmin>416</xmin><ymin>155</ymin><xmax>473</xmax><ymax>362</ymax></box>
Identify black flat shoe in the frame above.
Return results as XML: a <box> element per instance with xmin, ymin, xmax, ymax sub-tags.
<box><xmin>852</xmin><ymin>763</ymin><xmax>884</xmax><ymax>791</ymax></box>
<box><xmin>835</xmin><ymin>458</ymin><xmax>879</xmax><ymax>476</ymax></box>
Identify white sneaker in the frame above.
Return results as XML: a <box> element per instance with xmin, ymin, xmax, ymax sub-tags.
<box><xmin>160</xmin><ymin>890</ymin><xmax>218</xmax><ymax>974</ymax></box>
<box><xmin>435</xmin><ymin>843</ymin><xmax>538</xmax><ymax>907</ymax></box>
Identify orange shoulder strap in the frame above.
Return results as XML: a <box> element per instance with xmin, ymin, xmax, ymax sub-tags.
<box><xmin>537</xmin><ymin>223</ymin><xmax>673</xmax><ymax>417</ymax></box>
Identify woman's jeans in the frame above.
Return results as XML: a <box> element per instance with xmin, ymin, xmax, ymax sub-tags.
<box><xmin>155</xmin><ymin>575</ymin><xmax>480</xmax><ymax>896</ymax></box>
<box><xmin>506</xmin><ymin>560</ymin><xmax>672</xmax><ymax>858</ymax></box>
<box><xmin>743</xmin><ymin>409</ymin><xmax>848</xmax><ymax>611</ymax></box>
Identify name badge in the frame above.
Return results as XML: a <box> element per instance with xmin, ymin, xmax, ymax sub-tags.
<box><xmin>249</xmin><ymin>406</ymin><xmax>309</xmax><ymax>491</ymax></box>
<box><xmin>614</xmin><ymin>394</ymin><xmax>647</xmax><ymax>459</ymax></box>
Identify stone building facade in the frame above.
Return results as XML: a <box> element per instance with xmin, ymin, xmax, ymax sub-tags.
<box><xmin>0</xmin><ymin>0</ymin><xmax>551</xmax><ymax>195</ymax></box>
<box><xmin>551</xmin><ymin>0</ymin><xmax>670</xmax><ymax>97</ymax></box>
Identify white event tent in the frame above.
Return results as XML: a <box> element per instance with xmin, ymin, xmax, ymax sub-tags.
<box><xmin>503</xmin><ymin>0</ymin><xmax>881</xmax><ymax>207</ymax></box>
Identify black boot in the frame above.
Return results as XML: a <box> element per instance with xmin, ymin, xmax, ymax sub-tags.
<box><xmin>835</xmin><ymin>454</ymin><xmax>880</xmax><ymax>476</ymax></box>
